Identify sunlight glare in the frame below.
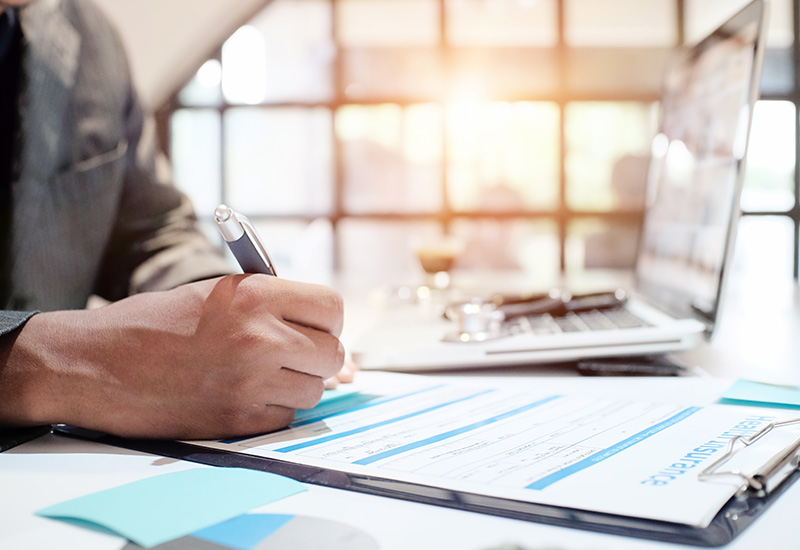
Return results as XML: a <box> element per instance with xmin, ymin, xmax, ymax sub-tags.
<box><xmin>222</xmin><ymin>26</ymin><xmax>268</xmax><ymax>105</ymax></box>
<box><xmin>197</xmin><ymin>59</ymin><xmax>222</xmax><ymax>89</ymax></box>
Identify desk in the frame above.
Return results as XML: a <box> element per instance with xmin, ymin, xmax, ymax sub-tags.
<box><xmin>2</xmin><ymin>275</ymin><xmax>799</xmax><ymax>550</ymax></box>
<box><xmin>675</xmin><ymin>274</ymin><xmax>800</xmax><ymax>383</ymax></box>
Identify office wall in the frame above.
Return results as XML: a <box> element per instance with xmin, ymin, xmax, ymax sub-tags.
<box><xmin>92</xmin><ymin>0</ymin><xmax>266</xmax><ymax>110</ymax></box>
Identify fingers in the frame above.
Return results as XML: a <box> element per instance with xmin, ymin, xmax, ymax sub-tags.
<box><xmin>238</xmin><ymin>275</ymin><xmax>344</xmax><ymax>338</ymax></box>
<box><xmin>285</xmin><ymin>284</ymin><xmax>344</xmax><ymax>337</ymax></box>
<box><xmin>208</xmin><ymin>276</ymin><xmax>347</xmax><ymax>378</ymax></box>
<box><xmin>269</xmin><ymin>320</ymin><xmax>345</xmax><ymax>380</ymax></box>
<box><xmin>182</xmin><ymin>275</ymin><xmax>348</xmax><ymax>437</ymax></box>
<box><xmin>325</xmin><ymin>359</ymin><xmax>359</xmax><ymax>389</ymax></box>
<box><xmin>342</xmin><ymin>359</ymin><xmax>360</xmax><ymax>380</ymax></box>
<box><xmin>187</xmin><ymin>405</ymin><xmax>297</xmax><ymax>441</ymax></box>
<box><xmin>240</xmin><ymin>405</ymin><xmax>297</xmax><ymax>436</ymax></box>
<box><xmin>258</xmin><ymin>366</ymin><xmax>327</xmax><ymax>411</ymax></box>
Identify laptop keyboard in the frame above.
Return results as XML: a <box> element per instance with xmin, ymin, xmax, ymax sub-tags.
<box><xmin>505</xmin><ymin>307</ymin><xmax>650</xmax><ymax>336</ymax></box>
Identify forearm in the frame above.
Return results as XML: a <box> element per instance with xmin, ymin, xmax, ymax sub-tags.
<box><xmin>0</xmin><ymin>312</ymin><xmax>59</xmax><ymax>428</ymax></box>
<box><xmin>0</xmin><ymin>311</ymin><xmax>103</xmax><ymax>428</ymax></box>
<box><xmin>0</xmin><ymin>276</ymin><xmax>346</xmax><ymax>440</ymax></box>
<box><xmin>0</xmin><ymin>313</ymin><xmax>57</xmax><ymax>450</ymax></box>
<box><xmin>0</xmin><ymin>307</ymin><xmax>154</xmax><ymax>430</ymax></box>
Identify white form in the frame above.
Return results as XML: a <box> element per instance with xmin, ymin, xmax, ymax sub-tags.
<box><xmin>188</xmin><ymin>372</ymin><xmax>800</xmax><ymax>528</ymax></box>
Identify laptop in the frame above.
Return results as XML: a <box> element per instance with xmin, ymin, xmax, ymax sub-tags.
<box><xmin>351</xmin><ymin>0</ymin><xmax>770</xmax><ymax>372</ymax></box>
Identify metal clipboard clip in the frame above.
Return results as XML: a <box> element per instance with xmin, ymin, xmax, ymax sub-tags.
<box><xmin>698</xmin><ymin>417</ymin><xmax>800</xmax><ymax>499</ymax></box>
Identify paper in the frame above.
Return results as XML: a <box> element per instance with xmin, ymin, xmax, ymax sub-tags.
<box><xmin>36</xmin><ymin>467</ymin><xmax>306</xmax><ymax>548</ymax></box>
<box><xmin>189</xmin><ymin>372</ymin><xmax>800</xmax><ymax>529</ymax></box>
<box><xmin>719</xmin><ymin>379</ymin><xmax>800</xmax><ymax>408</ymax></box>
<box><xmin>192</xmin><ymin>513</ymin><xmax>379</xmax><ymax>550</ymax></box>
<box><xmin>120</xmin><ymin>513</ymin><xmax>379</xmax><ymax>550</ymax></box>
<box><xmin>294</xmin><ymin>388</ymin><xmax>377</xmax><ymax>425</ymax></box>
<box><xmin>192</xmin><ymin>514</ymin><xmax>292</xmax><ymax>549</ymax></box>
<box><xmin>312</xmin><ymin>388</ymin><xmax>361</xmax><ymax>407</ymax></box>
<box><xmin>222</xmin><ymin>388</ymin><xmax>375</xmax><ymax>445</ymax></box>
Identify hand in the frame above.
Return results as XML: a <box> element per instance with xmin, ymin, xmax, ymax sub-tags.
<box><xmin>324</xmin><ymin>359</ymin><xmax>360</xmax><ymax>390</ymax></box>
<box><xmin>0</xmin><ymin>275</ymin><xmax>345</xmax><ymax>439</ymax></box>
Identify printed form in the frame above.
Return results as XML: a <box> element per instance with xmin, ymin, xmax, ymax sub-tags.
<box><xmin>190</xmin><ymin>373</ymin><xmax>800</xmax><ymax>528</ymax></box>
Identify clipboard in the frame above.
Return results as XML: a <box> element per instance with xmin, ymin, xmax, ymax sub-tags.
<box><xmin>55</xmin><ymin>415</ymin><xmax>800</xmax><ymax>548</ymax></box>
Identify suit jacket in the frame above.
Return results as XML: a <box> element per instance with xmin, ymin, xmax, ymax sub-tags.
<box><xmin>0</xmin><ymin>0</ymin><xmax>231</xmax><ymax>334</ymax></box>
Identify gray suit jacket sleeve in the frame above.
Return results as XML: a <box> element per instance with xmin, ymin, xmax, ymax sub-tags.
<box><xmin>0</xmin><ymin>1</ymin><xmax>233</xmax><ymax>446</ymax></box>
<box><xmin>0</xmin><ymin>311</ymin><xmax>37</xmax><ymax>337</ymax></box>
<box><xmin>73</xmin><ymin>6</ymin><xmax>233</xmax><ymax>301</ymax></box>
<box><xmin>93</xmin><ymin>99</ymin><xmax>234</xmax><ymax>301</ymax></box>
<box><xmin>7</xmin><ymin>0</ymin><xmax>232</xmax><ymax>312</ymax></box>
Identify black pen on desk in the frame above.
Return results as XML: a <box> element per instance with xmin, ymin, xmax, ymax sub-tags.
<box><xmin>214</xmin><ymin>204</ymin><xmax>278</xmax><ymax>276</ymax></box>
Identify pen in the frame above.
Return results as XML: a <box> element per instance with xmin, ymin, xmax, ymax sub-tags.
<box><xmin>214</xmin><ymin>204</ymin><xmax>277</xmax><ymax>276</ymax></box>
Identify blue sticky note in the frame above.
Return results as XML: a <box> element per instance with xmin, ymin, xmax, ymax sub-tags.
<box><xmin>719</xmin><ymin>379</ymin><xmax>800</xmax><ymax>409</ymax></box>
<box><xmin>193</xmin><ymin>513</ymin><xmax>293</xmax><ymax>549</ymax></box>
<box><xmin>293</xmin><ymin>389</ymin><xmax>378</xmax><ymax>427</ymax></box>
<box><xmin>36</xmin><ymin>468</ymin><xmax>305</xmax><ymax>548</ymax></box>
<box><xmin>304</xmin><ymin>388</ymin><xmax>360</xmax><ymax>409</ymax></box>
<box><xmin>220</xmin><ymin>389</ymin><xmax>371</xmax><ymax>445</ymax></box>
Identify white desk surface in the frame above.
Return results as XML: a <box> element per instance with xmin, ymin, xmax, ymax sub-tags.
<box><xmin>2</xmin><ymin>273</ymin><xmax>799</xmax><ymax>550</ymax></box>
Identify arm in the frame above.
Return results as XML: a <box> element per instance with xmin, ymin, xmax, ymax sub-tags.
<box><xmin>0</xmin><ymin>311</ymin><xmax>48</xmax><ymax>449</ymax></box>
<box><xmin>0</xmin><ymin>275</ymin><xmax>345</xmax><ymax>439</ymax></box>
<box><xmin>0</xmin><ymin>2</ymin><xmax>346</xmax><ymax>440</ymax></box>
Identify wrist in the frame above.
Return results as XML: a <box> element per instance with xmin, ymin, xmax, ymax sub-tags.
<box><xmin>0</xmin><ymin>312</ymin><xmax>48</xmax><ymax>426</ymax></box>
<box><xmin>0</xmin><ymin>311</ymin><xmax>90</xmax><ymax>427</ymax></box>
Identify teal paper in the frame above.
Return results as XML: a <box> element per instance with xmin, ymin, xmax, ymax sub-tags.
<box><xmin>293</xmin><ymin>389</ymin><xmax>377</xmax><ymax>426</ymax></box>
<box><xmin>36</xmin><ymin>468</ymin><xmax>305</xmax><ymax>548</ymax></box>
<box><xmin>193</xmin><ymin>513</ymin><xmax>294</xmax><ymax>549</ymax></box>
<box><xmin>719</xmin><ymin>379</ymin><xmax>800</xmax><ymax>408</ymax></box>
<box><xmin>302</xmin><ymin>388</ymin><xmax>360</xmax><ymax>409</ymax></box>
<box><xmin>221</xmin><ymin>389</ymin><xmax>372</xmax><ymax>445</ymax></box>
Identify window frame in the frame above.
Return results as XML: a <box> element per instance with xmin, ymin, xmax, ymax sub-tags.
<box><xmin>157</xmin><ymin>0</ymin><xmax>800</xmax><ymax>280</ymax></box>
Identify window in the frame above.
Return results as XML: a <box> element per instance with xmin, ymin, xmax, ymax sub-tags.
<box><xmin>166</xmin><ymin>0</ymin><xmax>800</xmax><ymax>284</ymax></box>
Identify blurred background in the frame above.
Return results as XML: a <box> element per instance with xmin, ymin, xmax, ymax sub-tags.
<box><xmin>94</xmin><ymin>0</ymin><xmax>799</xmax><ymax>291</ymax></box>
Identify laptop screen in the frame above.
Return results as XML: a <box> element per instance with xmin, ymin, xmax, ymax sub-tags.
<box><xmin>634</xmin><ymin>0</ymin><xmax>768</xmax><ymax>333</ymax></box>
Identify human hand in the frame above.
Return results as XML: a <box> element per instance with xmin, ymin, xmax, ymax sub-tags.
<box><xmin>0</xmin><ymin>275</ymin><xmax>345</xmax><ymax>439</ymax></box>
<box><xmin>324</xmin><ymin>359</ymin><xmax>360</xmax><ymax>390</ymax></box>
